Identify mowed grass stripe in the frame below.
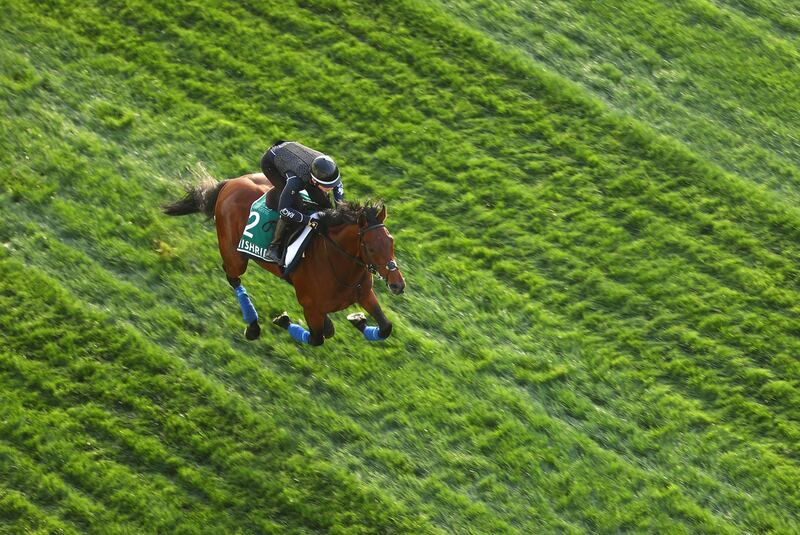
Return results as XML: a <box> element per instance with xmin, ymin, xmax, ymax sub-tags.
<box><xmin>0</xmin><ymin>435</ymin><xmax>148</xmax><ymax>535</ymax></box>
<box><xmin>428</xmin><ymin>126</ymin><xmax>800</xmax><ymax>361</ymax></box>
<box><xmin>718</xmin><ymin>0</ymin><xmax>800</xmax><ymax>39</ymax></box>
<box><xmin>0</xmin><ymin>405</ymin><xmax>174</xmax><ymax>534</ymax></box>
<box><xmin>0</xmin><ymin>482</ymin><xmax>81</xmax><ymax>535</ymax></box>
<box><xmin>0</xmin><ymin>308</ymin><xmax>281</xmax><ymax>533</ymax></box>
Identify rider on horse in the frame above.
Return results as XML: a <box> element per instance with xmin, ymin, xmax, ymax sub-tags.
<box><xmin>260</xmin><ymin>140</ymin><xmax>345</xmax><ymax>264</ymax></box>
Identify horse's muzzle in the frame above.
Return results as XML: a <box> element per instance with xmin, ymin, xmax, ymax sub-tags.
<box><xmin>387</xmin><ymin>270</ymin><xmax>406</xmax><ymax>295</ymax></box>
<box><xmin>389</xmin><ymin>281</ymin><xmax>405</xmax><ymax>295</ymax></box>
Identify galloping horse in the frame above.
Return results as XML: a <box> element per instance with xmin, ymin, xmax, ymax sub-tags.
<box><xmin>163</xmin><ymin>172</ymin><xmax>405</xmax><ymax>346</ymax></box>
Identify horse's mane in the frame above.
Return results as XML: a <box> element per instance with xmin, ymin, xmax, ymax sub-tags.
<box><xmin>318</xmin><ymin>199</ymin><xmax>384</xmax><ymax>233</ymax></box>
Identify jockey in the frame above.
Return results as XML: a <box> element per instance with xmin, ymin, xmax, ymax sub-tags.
<box><xmin>259</xmin><ymin>141</ymin><xmax>345</xmax><ymax>264</ymax></box>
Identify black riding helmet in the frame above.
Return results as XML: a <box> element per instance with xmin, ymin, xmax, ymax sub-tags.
<box><xmin>310</xmin><ymin>155</ymin><xmax>341</xmax><ymax>187</ymax></box>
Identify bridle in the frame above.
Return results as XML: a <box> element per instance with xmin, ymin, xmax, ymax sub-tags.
<box><xmin>320</xmin><ymin>222</ymin><xmax>399</xmax><ymax>289</ymax></box>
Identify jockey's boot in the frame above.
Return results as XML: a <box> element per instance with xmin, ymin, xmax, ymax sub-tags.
<box><xmin>264</xmin><ymin>217</ymin><xmax>289</xmax><ymax>264</ymax></box>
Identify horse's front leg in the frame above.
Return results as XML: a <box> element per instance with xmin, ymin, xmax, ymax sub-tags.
<box><xmin>304</xmin><ymin>309</ymin><xmax>327</xmax><ymax>346</ymax></box>
<box><xmin>348</xmin><ymin>290</ymin><xmax>392</xmax><ymax>341</ymax></box>
<box><xmin>323</xmin><ymin>315</ymin><xmax>335</xmax><ymax>339</ymax></box>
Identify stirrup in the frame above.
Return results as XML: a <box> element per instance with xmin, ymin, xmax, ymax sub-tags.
<box><xmin>264</xmin><ymin>247</ymin><xmax>282</xmax><ymax>264</ymax></box>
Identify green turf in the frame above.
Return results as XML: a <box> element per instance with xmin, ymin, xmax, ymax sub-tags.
<box><xmin>435</xmin><ymin>0</ymin><xmax>800</xmax><ymax>199</ymax></box>
<box><xmin>1</xmin><ymin>0</ymin><xmax>799</xmax><ymax>533</ymax></box>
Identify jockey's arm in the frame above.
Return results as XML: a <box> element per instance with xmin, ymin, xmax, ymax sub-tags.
<box><xmin>278</xmin><ymin>175</ymin><xmax>308</xmax><ymax>224</ymax></box>
<box><xmin>333</xmin><ymin>182</ymin><xmax>344</xmax><ymax>205</ymax></box>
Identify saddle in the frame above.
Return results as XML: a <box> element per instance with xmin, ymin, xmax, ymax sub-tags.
<box><xmin>236</xmin><ymin>192</ymin><xmax>320</xmax><ymax>276</ymax></box>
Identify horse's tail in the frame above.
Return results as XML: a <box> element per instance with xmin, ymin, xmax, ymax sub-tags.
<box><xmin>163</xmin><ymin>178</ymin><xmax>228</xmax><ymax>219</ymax></box>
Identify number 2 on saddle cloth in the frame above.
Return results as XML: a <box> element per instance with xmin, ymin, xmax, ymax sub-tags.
<box><xmin>236</xmin><ymin>192</ymin><xmax>316</xmax><ymax>266</ymax></box>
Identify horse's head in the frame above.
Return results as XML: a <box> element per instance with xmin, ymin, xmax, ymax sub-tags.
<box><xmin>358</xmin><ymin>203</ymin><xmax>405</xmax><ymax>295</ymax></box>
<box><xmin>319</xmin><ymin>200</ymin><xmax>406</xmax><ymax>295</ymax></box>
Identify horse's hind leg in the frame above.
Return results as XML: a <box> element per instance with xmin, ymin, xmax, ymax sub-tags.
<box><xmin>223</xmin><ymin>256</ymin><xmax>261</xmax><ymax>341</ymax></box>
<box><xmin>214</xmin><ymin>178</ymin><xmax>266</xmax><ymax>341</ymax></box>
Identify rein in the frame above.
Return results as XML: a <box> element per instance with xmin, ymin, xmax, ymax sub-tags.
<box><xmin>320</xmin><ymin>223</ymin><xmax>398</xmax><ymax>290</ymax></box>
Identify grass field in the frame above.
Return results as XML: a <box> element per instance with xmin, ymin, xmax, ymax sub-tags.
<box><xmin>2</xmin><ymin>0</ymin><xmax>799</xmax><ymax>533</ymax></box>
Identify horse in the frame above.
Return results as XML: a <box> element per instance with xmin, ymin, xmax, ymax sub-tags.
<box><xmin>163</xmin><ymin>172</ymin><xmax>406</xmax><ymax>346</ymax></box>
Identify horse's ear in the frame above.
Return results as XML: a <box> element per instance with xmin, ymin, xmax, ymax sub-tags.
<box><xmin>377</xmin><ymin>205</ymin><xmax>387</xmax><ymax>223</ymax></box>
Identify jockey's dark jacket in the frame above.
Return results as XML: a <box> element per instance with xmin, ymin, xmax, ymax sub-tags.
<box><xmin>261</xmin><ymin>141</ymin><xmax>344</xmax><ymax>224</ymax></box>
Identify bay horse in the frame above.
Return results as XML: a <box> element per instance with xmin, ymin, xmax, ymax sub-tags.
<box><xmin>163</xmin><ymin>172</ymin><xmax>405</xmax><ymax>346</ymax></box>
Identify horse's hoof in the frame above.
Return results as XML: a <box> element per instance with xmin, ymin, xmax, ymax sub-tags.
<box><xmin>245</xmin><ymin>321</ymin><xmax>261</xmax><ymax>340</ymax></box>
<box><xmin>347</xmin><ymin>312</ymin><xmax>367</xmax><ymax>332</ymax></box>
<box><xmin>272</xmin><ymin>312</ymin><xmax>291</xmax><ymax>330</ymax></box>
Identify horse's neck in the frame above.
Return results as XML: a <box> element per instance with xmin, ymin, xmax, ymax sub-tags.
<box><xmin>315</xmin><ymin>224</ymin><xmax>367</xmax><ymax>289</ymax></box>
<box><xmin>328</xmin><ymin>224</ymin><xmax>360</xmax><ymax>256</ymax></box>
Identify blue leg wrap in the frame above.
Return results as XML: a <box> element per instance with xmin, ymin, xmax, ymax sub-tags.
<box><xmin>234</xmin><ymin>286</ymin><xmax>258</xmax><ymax>324</ymax></box>
<box><xmin>288</xmin><ymin>323</ymin><xmax>311</xmax><ymax>344</ymax></box>
<box><xmin>363</xmin><ymin>326</ymin><xmax>386</xmax><ymax>342</ymax></box>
